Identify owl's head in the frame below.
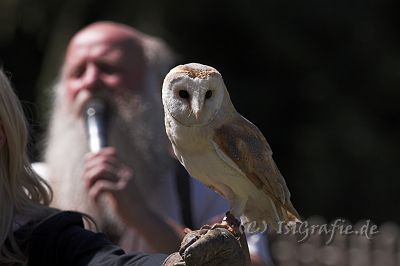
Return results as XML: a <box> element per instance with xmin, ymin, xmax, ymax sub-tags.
<box><xmin>162</xmin><ymin>63</ymin><xmax>227</xmax><ymax>126</ymax></box>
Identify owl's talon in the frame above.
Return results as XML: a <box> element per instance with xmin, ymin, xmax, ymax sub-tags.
<box><xmin>224</xmin><ymin>211</ymin><xmax>241</xmax><ymax>227</ymax></box>
<box><xmin>213</xmin><ymin>223</ymin><xmax>234</xmax><ymax>233</ymax></box>
<box><xmin>200</xmin><ymin>212</ymin><xmax>242</xmax><ymax>236</ymax></box>
<box><xmin>199</xmin><ymin>221</ymin><xmax>239</xmax><ymax>236</ymax></box>
<box><xmin>183</xmin><ymin>228</ymin><xmax>193</xmax><ymax>234</ymax></box>
<box><xmin>220</xmin><ymin>211</ymin><xmax>242</xmax><ymax>236</ymax></box>
<box><xmin>200</xmin><ymin>224</ymin><xmax>212</xmax><ymax>230</ymax></box>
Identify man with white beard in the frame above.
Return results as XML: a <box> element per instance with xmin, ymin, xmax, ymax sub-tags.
<box><xmin>39</xmin><ymin>21</ymin><xmax>271</xmax><ymax>265</ymax></box>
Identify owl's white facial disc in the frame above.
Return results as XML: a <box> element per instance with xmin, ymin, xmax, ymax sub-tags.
<box><xmin>162</xmin><ymin>71</ymin><xmax>225</xmax><ymax>127</ymax></box>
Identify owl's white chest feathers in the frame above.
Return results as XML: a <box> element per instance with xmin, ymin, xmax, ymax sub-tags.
<box><xmin>165</xmin><ymin>115</ymin><xmax>254</xmax><ymax>210</ymax></box>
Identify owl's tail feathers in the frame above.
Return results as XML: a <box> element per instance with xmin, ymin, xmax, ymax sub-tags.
<box><xmin>242</xmin><ymin>197</ymin><xmax>302</xmax><ymax>234</ymax></box>
<box><xmin>240</xmin><ymin>197</ymin><xmax>288</xmax><ymax>233</ymax></box>
<box><xmin>275</xmin><ymin>199</ymin><xmax>302</xmax><ymax>234</ymax></box>
<box><xmin>263</xmin><ymin>203</ymin><xmax>301</xmax><ymax>232</ymax></box>
<box><xmin>282</xmin><ymin>209</ymin><xmax>302</xmax><ymax>230</ymax></box>
<box><xmin>282</xmin><ymin>200</ymin><xmax>301</xmax><ymax>223</ymax></box>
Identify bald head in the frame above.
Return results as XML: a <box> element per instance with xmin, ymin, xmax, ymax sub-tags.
<box><xmin>66</xmin><ymin>22</ymin><xmax>143</xmax><ymax>58</ymax></box>
<box><xmin>63</xmin><ymin>22</ymin><xmax>146</xmax><ymax>105</ymax></box>
<box><xmin>72</xmin><ymin>21</ymin><xmax>139</xmax><ymax>39</ymax></box>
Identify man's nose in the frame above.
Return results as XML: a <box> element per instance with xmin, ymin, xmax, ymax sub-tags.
<box><xmin>82</xmin><ymin>64</ymin><xmax>102</xmax><ymax>91</ymax></box>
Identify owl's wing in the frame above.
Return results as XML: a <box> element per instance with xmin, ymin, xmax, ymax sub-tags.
<box><xmin>212</xmin><ymin>115</ymin><xmax>300</xmax><ymax>222</ymax></box>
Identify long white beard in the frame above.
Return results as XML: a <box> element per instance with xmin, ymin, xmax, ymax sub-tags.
<box><xmin>44</xmin><ymin>72</ymin><xmax>173</xmax><ymax>243</ymax></box>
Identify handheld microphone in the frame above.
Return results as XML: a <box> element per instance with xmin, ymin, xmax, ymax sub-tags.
<box><xmin>84</xmin><ymin>99</ymin><xmax>109</xmax><ymax>153</ymax></box>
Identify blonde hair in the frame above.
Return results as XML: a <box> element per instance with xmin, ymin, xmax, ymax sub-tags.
<box><xmin>0</xmin><ymin>69</ymin><xmax>53</xmax><ymax>264</ymax></box>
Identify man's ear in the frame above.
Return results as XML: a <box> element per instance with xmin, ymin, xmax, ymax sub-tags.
<box><xmin>0</xmin><ymin>124</ymin><xmax>5</xmax><ymax>148</ymax></box>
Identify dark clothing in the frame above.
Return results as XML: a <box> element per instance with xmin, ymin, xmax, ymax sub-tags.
<box><xmin>14</xmin><ymin>211</ymin><xmax>167</xmax><ymax>266</ymax></box>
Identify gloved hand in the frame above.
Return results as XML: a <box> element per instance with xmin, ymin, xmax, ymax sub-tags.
<box><xmin>163</xmin><ymin>227</ymin><xmax>250</xmax><ymax>266</ymax></box>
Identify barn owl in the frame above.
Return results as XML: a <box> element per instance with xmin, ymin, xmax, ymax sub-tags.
<box><xmin>162</xmin><ymin>63</ymin><xmax>300</xmax><ymax>233</ymax></box>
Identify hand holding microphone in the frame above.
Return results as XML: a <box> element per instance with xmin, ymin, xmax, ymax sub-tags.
<box><xmin>82</xmin><ymin>98</ymin><xmax>149</xmax><ymax>227</ymax></box>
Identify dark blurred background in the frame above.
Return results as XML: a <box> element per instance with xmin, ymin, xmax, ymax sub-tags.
<box><xmin>0</xmin><ymin>0</ymin><xmax>398</xmax><ymax>225</ymax></box>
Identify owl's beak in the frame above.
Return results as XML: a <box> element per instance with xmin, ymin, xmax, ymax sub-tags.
<box><xmin>191</xmin><ymin>99</ymin><xmax>203</xmax><ymax>120</ymax></box>
<box><xmin>194</xmin><ymin>111</ymin><xmax>200</xmax><ymax>120</ymax></box>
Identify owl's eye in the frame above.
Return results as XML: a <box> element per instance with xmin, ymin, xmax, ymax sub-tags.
<box><xmin>205</xmin><ymin>90</ymin><xmax>212</xmax><ymax>99</ymax></box>
<box><xmin>179</xmin><ymin>90</ymin><xmax>190</xmax><ymax>99</ymax></box>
